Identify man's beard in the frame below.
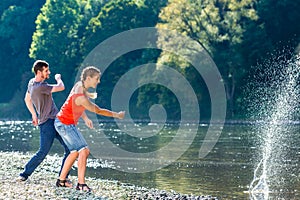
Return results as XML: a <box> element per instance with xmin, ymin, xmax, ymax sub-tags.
<box><xmin>41</xmin><ymin>74</ymin><xmax>49</xmax><ymax>79</ymax></box>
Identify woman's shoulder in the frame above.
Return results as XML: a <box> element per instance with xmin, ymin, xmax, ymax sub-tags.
<box><xmin>72</xmin><ymin>82</ymin><xmax>84</xmax><ymax>94</ymax></box>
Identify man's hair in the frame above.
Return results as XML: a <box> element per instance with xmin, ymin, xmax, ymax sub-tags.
<box><xmin>32</xmin><ymin>60</ymin><xmax>49</xmax><ymax>74</ymax></box>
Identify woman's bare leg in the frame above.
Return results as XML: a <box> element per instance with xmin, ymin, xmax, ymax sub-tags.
<box><xmin>77</xmin><ymin>148</ymin><xmax>90</xmax><ymax>184</ymax></box>
<box><xmin>59</xmin><ymin>151</ymin><xmax>78</xmax><ymax>181</ymax></box>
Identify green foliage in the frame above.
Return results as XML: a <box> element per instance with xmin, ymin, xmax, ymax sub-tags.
<box><xmin>80</xmin><ymin>0</ymin><xmax>167</xmax><ymax>114</ymax></box>
<box><xmin>0</xmin><ymin>0</ymin><xmax>45</xmax><ymax>103</ymax></box>
<box><xmin>0</xmin><ymin>0</ymin><xmax>299</xmax><ymax>120</ymax></box>
<box><xmin>15</xmin><ymin>0</ymin><xmax>167</xmax><ymax>119</ymax></box>
<box><xmin>30</xmin><ymin>0</ymin><xmax>83</xmax><ymax>74</ymax></box>
<box><xmin>82</xmin><ymin>0</ymin><xmax>148</xmax><ymax>54</ymax></box>
<box><xmin>156</xmin><ymin>0</ymin><xmax>259</xmax><ymax>118</ymax></box>
<box><xmin>0</xmin><ymin>72</ymin><xmax>32</xmax><ymax>119</ymax></box>
<box><xmin>257</xmin><ymin>0</ymin><xmax>300</xmax><ymax>48</ymax></box>
<box><xmin>29</xmin><ymin>0</ymin><xmax>107</xmax><ymax>105</ymax></box>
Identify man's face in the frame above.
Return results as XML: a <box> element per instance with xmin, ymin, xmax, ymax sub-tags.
<box><xmin>40</xmin><ymin>66</ymin><xmax>50</xmax><ymax>80</ymax></box>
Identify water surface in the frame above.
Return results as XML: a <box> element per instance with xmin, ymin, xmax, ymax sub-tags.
<box><xmin>1</xmin><ymin>120</ymin><xmax>300</xmax><ymax>199</ymax></box>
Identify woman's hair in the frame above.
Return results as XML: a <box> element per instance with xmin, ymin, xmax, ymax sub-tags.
<box><xmin>80</xmin><ymin>66</ymin><xmax>101</xmax><ymax>99</ymax></box>
<box><xmin>80</xmin><ymin>66</ymin><xmax>101</xmax><ymax>81</ymax></box>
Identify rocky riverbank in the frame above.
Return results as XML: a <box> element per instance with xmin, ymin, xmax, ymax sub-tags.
<box><xmin>0</xmin><ymin>151</ymin><xmax>218</xmax><ymax>199</ymax></box>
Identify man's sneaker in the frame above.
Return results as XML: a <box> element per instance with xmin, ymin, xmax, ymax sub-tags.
<box><xmin>16</xmin><ymin>175</ymin><xmax>27</xmax><ymax>182</ymax></box>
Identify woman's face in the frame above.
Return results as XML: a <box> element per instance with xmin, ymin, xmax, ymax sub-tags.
<box><xmin>88</xmin><ymin>74</ymin><xmax>101</xmax><ymax>88</ymax></box>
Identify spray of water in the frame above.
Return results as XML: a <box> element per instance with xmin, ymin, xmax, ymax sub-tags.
<box><xmin>247</xmin><ymin>52</ymin><xmax>300</xmax><ymax>199</ymax></box>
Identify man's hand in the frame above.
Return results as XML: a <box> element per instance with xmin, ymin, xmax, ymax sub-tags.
<box><xmin>52</xmin><ymin>74</ymin><xmax>65</xmax><ymax>92</ymax></box>
<box><xmin>32</xmin><ymin>114</ymin><xmax>38</xmax><ymax>126</ymax></box>
<box><xmin>55</xmin><ymin>74</ymin><xmax>61</xmax><ymax>81</ymax></box>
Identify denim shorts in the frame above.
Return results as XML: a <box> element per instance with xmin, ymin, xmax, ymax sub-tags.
<box><xmin>54</xmin><ymin>118</ymin><xmax>88</xmax><ymax>152</ymax></box>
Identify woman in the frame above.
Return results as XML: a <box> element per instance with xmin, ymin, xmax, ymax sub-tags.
<box><xmin>54</xmin><ymin>66</ymin><xmax>125</xmax><ymax>191</ymax></box>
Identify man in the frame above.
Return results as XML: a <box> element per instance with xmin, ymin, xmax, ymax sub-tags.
<box><xmin>18</xmin><ymin>60</ymin><xmax>71</xmax><ymax>187</ymax></box>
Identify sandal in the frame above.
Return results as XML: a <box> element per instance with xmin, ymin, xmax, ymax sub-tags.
<box><xmin>76</xmin><ymin>183</ymin><xmax>92</xmax><ymax>192</ymax></box>
<box><xmin>56</xmin><ymin>179</ymin><xmax>73</xmax><ymax>188</ymax></box>
<box><xmin>66</xmin><ymin>178</ymin><xmax>73</xmax><ymax>185</ymax></box>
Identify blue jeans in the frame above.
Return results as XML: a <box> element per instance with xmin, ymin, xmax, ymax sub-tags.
<box><xmin>54</xmin><ymin>118</ymin><xmax>88</xmax><ymax>152</ymax></box>
<box><xmin>20</xmin><ymin>118</ymin><xmax>70</xmax><ymax>179</ymax></box>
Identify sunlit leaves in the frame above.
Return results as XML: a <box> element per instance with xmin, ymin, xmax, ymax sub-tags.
<box><xmin>156</xmin><ymin>0</ymin><xmax>259</xmax><ymax>117</ymax></box>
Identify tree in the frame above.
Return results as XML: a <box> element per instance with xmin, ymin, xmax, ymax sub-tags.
<box><xmin>257</xmin><ymin>0</ymin><xmax>300</xmax><ymax>50</ymax></box>
<box><xmin>156</xmin><ymin>0</ymin><xmax>259</xmax><ymax>118</ymax></box>
<box><xmin>82</xmin><ymin>0</ymin><xmax>145</xmax><ymax>54</ymax></box>
<box><xmin>29</xmin><ymin>0</ymin><xmax>102</xmax><ymax>105</ymax></box>
<box><xmin>27</xmin><ymin>0</ymin><xmax>168</xmax><ymax>119</ymax></box>
<box><xmin>81</xmin><ymin>0</ymin><xmax>168</xmax><ymax>117</ymax></box>
<box><xmin>0</xmin><ymin>0</ymin><xmax>45</xmax><ymax>103</ymax></box>
<box><xmin>30</xmin><ymin>0</ymin><xmax>81</xmax><ymax>77</ymax></box>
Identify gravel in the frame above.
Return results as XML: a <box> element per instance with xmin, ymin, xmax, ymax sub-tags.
<box><xmin>0</xmin><ymin>151</ymin><xmax>218</xmax><ymax>200</ymax></box>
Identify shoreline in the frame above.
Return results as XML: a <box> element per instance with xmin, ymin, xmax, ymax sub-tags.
<box><xmin>0</xmin><ymin>151</ymin><xmax>218</xmax><ymax>200</ymax></box>
<box><xmin>2</xmin><ymin>118</ymin><xmax>300</xmax><ymax>126</ymax></box>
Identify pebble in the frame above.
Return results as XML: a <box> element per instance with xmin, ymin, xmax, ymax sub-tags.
<box><xmin>0</xmin><ymin>151</ymin><xmax>218</xmax><ymax>200</ymax></box>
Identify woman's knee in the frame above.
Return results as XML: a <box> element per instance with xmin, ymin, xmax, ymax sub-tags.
<box><xmin>80</xmin><ymin>148</ymin><xmax>90</xmax><ymax>158</ymax></box>
<box><xmin>70</xmin><ymin>151</ymin><xmax>79</xmax><ymax>158</ymax></box>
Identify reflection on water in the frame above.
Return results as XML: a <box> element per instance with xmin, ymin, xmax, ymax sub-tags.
<box><xmin>1</xmin><ymin>120</ymin><xmax>300</xmax><ymax>199</ymax></box>
<box><xmin>0</xmin><ymin>121</ymin><xmax>38</xmax><ymax>152</ymax></box>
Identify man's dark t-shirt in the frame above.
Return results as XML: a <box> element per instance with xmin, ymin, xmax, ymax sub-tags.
<box><xmin>27</xmin><ymin>78</ymin><xmax>58</xmax><ymax>125</ymax></box>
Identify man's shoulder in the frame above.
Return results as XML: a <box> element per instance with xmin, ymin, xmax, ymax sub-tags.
<box><xmin>28</xmin><ymin>79</ymin><xmax>52</xmax><ymax>95</ymax></box>
<box><xmin>29</xmin><ymin>79</ymin><xmax>50</xmax><ymax>87</ymax></box>
<box><xmin>27</xmin><ymin>78</ymin><xmax>35</xmax><ymax>90</ymax></box>
<box><xmin>28</xmin><ymin>78</ymin><xmax>35</xmax><ymax>84</ymax></box>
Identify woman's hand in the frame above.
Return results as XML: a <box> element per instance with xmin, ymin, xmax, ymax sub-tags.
<box><xmin>84</xmin><ymin>118</ymin><xmax>94</xmax><ymax>129</ymax></box>
<box><xmin>116</xmin><ymin>111</ymin><xmax>125</xmax><ymax>119</ymax></box>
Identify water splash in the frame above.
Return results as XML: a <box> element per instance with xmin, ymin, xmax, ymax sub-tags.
<box><xmin>249</xmin><ymin>158</ymin><xmax>269</xmax><ymax>199</ymax></box>
<box><xmin>248</xmin><ymin>53</ymin><xmax>300</xmax><ymax>199</ymax></box>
